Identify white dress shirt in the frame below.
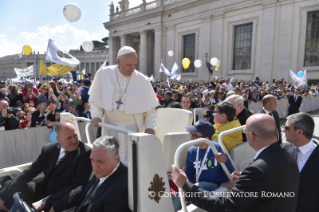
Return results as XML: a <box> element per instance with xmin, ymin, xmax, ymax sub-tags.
<box><xmin>296</xmin><ymin>140</ymin><xmax>317</xmax><ymax>172</ymax></box>
<box><xmin>254</xmin><ymin>145</ymin><xmax>270</xmax><ymax>160</ymax></box>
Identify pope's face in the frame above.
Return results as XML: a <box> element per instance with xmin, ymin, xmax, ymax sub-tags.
<box><xmin>116</xmin><ymin>53</ymin><xmax>137</xmax><ymax>76</ymax></box>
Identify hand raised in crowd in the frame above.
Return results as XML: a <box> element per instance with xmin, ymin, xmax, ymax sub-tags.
<box><xmin>91</xmin><ymin>117</ymin><xmax>102</xmax><ymax>127</ymax></box>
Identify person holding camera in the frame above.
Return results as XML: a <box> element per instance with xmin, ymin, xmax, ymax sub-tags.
<box><xmin>22</xmin><ymin>80</ymin><xmax>39</xmax><ymax>107</ymax></box>
<box><xmin>0</xmin><ymin>99</ymin><xmax>20</xmax><ymax>130</ymax></box>
<box><xmin>31</xmin><ymin>95</ymin><xmax>56</xmax><ymax>127</ymax></box>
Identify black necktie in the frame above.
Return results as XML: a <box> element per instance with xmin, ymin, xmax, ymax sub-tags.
<box><xmin>76</xmin><ymin>178</ymin><xmax>100</xmax><ymax>211</ymax></box>
<box><xmin>56</xmin><ymin>151</ymin><xmax>69</xmax><ymax>167</ymax></box>
<box><xmin>268</xmin><ymin>112</ymin><xmax>272</xmax><ymax>117</ymax></box>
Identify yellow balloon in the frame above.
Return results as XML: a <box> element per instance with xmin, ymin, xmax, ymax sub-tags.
<box><xmin>182</xmin><ymin>58</ymin><xmax>190</xmax><ymax>69</ymax></box>
<box><xmin>22</xmin><ymin>45</ymin><xmax>32</xmax><ymax>56</ymax></box>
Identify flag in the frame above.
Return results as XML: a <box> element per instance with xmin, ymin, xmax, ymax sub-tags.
<box><xmin>39</xmin><ymin>60</ymin><xmax>49</xmax><ymax>75</ymax></box>
<box><xmin>290</xmin><ymin>69</ymin><xmax>307</xmax><ymax>86</ymax></box>
<box><xmin>171</xmin><ymin>62</ymin><xmax>179</xmax><ymax>76</ymax></box>
<box><xmin>100</xmin><ymin>59</ymin><xmax>107</xmax><ymax>69</ymax></box>
<box><xmin>175</xmin><ymin>74</ymin><xmax>181</xmax><ymax>81</ymax></box>
<box><xmin>215</xmin><ymin>61</ymin><xmax>220</xmax><ymax>71</ymax></box>
<box><xmin>47</xmin><ymin>64</ymin><xmax>76</xmax><ymax>76</ymax></box>
<box><xmin>159</xmin><ymin>62</ymin><xmax>172</xmax><ymax>77</ymax></box>
<box><xmin>229</xmin><ymin>77</ymin><xmax>233</xmax><ymax>83</ymax></box>
<box><xmin>14</xmin><ymin>65</ymin><xmax>34</xmax><ymax>77</ymax></box>
<box><xmin>149</xmin><ymin>75</ymin><xmax>155</xmax><ymax>82</ymax></box>
<box><xmin>45</xmin><ymin>39</ymin><xmax>80</xmax><ymax>67</ymax></box>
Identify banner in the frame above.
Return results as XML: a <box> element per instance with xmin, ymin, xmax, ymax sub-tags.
<box><xmin>39</xmin><ymin>60</ymin><xmax>75</xmax><ymax>76</ymax></box>
<box><xmin>39</xmin><ymin>60</ymin><xmax>49</xmax><ymax>75</ymax></box>
<box><xmin>45</xmin><ymin>39</ymin><xmax>80</xmax><ymax>67</ymax></box>
<box><xmin>47</xmin><ymin>64</ymin><xmax>76</xmax><ymax>76</ymax></box>
<box><xmin>14</xmin><ymin>65</ymin><xmax>34</xmax><ymax>77</ymax></box>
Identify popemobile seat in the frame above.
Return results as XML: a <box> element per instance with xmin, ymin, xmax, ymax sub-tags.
<box><xmin>155</xmin><ymin>108</ymin><xmax>193</xmax><ymax>146</ymax></box>
<box><xmin>229</xmin><ymin>142</ymin><xmax>256</xmax><ymax>171</ymax></box>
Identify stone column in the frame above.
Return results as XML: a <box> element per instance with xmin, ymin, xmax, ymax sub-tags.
<box><xmin>199</xmin><ymin>15</ymin><xmax>212</xmax><ymax>80</ymax></box>
<box><xmin>126</xmin><ymin>35</ymin><xmax>133</xmax><ymax>47</ymax></box>
<box><xmin>165</xmin><ymin>25</ymin><xmax>175</xmax><ymax>76</ymax></box>
<box><xmin>259</xmin><ymin>2</ymin><xmax>276</xmax><ymax>82</ymax></box>
<box><xmin>154</xmin><ymin>28</ymin><xmax>162</xmax><ymax>81</ymax></box>
<box><xmin>108</xmin><ymin>36</ymin><xmax>115</xmax><ymax>65</ymax></box>
<box><xmin>275</xmin><ymin>0</ymin><xmax>294</xmax><ymax>80</ymax></box>
<box><xmin>139</xmin><ymin>31</ymin><xmax>148</xmax><ymax>75</ymax></box>
<box><xmin>120</xmin><ymin>35</ymin><xmax>127</xmax><ymax>47</ymax></box>
<box><xmin>211</xmin><ymin>12</ymin><xmax>224</xmax><ymax>78</ymax></box>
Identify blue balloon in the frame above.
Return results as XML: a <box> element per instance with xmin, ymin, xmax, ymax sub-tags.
<box><xmin>49</xmin><ymin>131</ymin><xmax>58</xmax><ymax>143</ymax></box>
<box><xmin>297</xmin><ymin>71</ymin><xmax>304</xmax><ymax>78</ymax></box>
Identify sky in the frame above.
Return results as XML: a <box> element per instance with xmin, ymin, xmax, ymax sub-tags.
<box><xmin>0</xmin><ymin>0</ymin><xmax>144</xmax><ymax>57</ymax></box>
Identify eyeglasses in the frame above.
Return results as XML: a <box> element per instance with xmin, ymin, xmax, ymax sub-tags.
<box><xmin>189</xmin><ymin>132</ymin><xmax>205</xmax><ymax>139</ymax></box>
<box><xmin>17</xmin><ymin>104</ymin><xmax>22</xmax><ymax>106</ymax></box>
<box><xmin>42</xmin><ymin>88</ymin><xmax>47</xmax><ymax>90</ymax></box>
<box><xmin>243</xmin><ymin>126</ymin><xmax>258</xmax><ymax>137</ymax></box>
<box><xmin>212</xmin><ymin>111</ymin><xmax>223</xmax><ymax>114</ymax></box>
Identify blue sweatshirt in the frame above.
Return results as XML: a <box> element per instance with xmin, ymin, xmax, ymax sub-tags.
<box><xmin>186</xmin><ymin>141</ymin><xmax>234</xmax><ymax>185</ymax></box>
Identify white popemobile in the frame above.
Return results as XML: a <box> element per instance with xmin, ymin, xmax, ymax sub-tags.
<box><xmin>0</xmin><ymin>108</ymin><xmax>258</xmax><ymax>212</ymax></box>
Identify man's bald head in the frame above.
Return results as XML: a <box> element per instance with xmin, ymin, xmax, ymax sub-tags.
<box><xmin>246</xmin><ymin>114</ymin><xmax>277</xmax><ymax>149</ymax></box>
<box><xmin>262</xmin><ymin>95</ymin><xmax>277</xmax><ymax>111</ymax></box>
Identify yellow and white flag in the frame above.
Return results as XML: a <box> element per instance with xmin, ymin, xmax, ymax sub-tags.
<box><xmin>39</xmin><ymin>60</ymin><xmax>49</xmax><ymax>75</ymax></box>
<box><xmin>40</xmin><ymin>60</ymin><xmax>75</xmax><ymax>76</ymax></box>
<box><xmin>45</xmin><ymin>39</ymin><xmax>80</xmax><ymax>67</ymax></box>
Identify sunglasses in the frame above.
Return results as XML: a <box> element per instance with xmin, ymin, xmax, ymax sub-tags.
<box><xmin>42</xmin><ymin>88</ymin><xmax>47</xmax><ymax>90</ymax></box>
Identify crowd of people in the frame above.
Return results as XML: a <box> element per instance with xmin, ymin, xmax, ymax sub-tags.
<box><xmin>0</xmin><ymin>45</ymin><xmax>318</xmax><ymax>212</ymax></box>
<box><xmin>0</xmin><ymin>76</ymin><xmax>92</xmax><ymax>131</ymax></box>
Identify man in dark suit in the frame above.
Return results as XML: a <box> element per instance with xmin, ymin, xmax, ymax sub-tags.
<box><xmin>81</xmin><ymin>79</ymin><xmax>91</xmax><ymax>104</ymax></box>
<box><xmin>282</xmin><ymin>112</ymin><xmax>319</xmax><ymax>212</ymax></box>
<box><xmin>172</xmin><ymin>114</ymin><xmax>299</xmax><ymax>212</ymax></box>
<box><xmin>260</xmin><ymin>95</ymin><xmax>282</xmax><ymax>144</ymax></box>
<box><xmin>50</xmin><ymin>136</ymin><xmax>131</xmax><ymax>212</ymax></box>
<box><xmin>288</xmin><ymin>89</ymin><xmax>302</xmax><ymax>115</ymax></box>
<box><xmin>0</xmin><ymin>121</ymin><xmax>92</xmax><ymax>212</ymax></box>
<box><xmin>163</xmin><ymin>91</ymin><xmax>174</xmax><ymax>107</ymax></box>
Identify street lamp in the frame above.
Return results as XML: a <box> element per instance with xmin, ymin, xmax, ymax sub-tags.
<box><xmin>205</xmin><ymin>53</ymin><xmax>214</xmax><ymax>75</ymax></box>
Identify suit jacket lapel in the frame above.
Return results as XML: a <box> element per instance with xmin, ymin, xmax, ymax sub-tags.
<box><xmin>300</xmin><ymin>143</ymin><xmax>319</xmax><ymax>180</ymax></box>
<box><xmin>46</xmin><ymin>144</ymin><xmax>61</xmax><ymax>175</ymax></box>
<box><xmin>55</xmin><ymin>149</ymin><xmax>78</xmax><ymax>174</ymax></box>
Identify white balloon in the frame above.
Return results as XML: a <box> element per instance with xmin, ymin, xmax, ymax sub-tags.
<box><xmin>63</xmin><ymin>3</ymin><xmax>81</xmax><ymax>23</ymax></box>
<box><xmin>82</xmin><ymin>41</ymin><xmax>94</xmax><ymax>52</ymax></box>
<box><xmin>194</xmin><ymin>59</ymin><xmax>202</xmax><ymax>68</ymax></box>
<box><xmin>168</xmin><ymin>50</ymin><xmax>174</xmax><ymax>57</ymax></box>
<box><xmin>210</xmin><ymin>57</ymin><xmax>218</xmax><ymax>66</ymax></box>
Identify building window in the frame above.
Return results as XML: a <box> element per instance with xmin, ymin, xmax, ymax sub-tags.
<box><xmin>233</xmin><ymin>23</ymin><xmax>253</xmax><ymax>70</ymax></box>
<box><xmin>304</xmin><ymin>11</ymin><xmax>319</xmax><ymax>67</ymax></box>
<box><xmin>183</xmin><ymin>34</ymin><xmax>195</xmax><ymax>73</ymax></box>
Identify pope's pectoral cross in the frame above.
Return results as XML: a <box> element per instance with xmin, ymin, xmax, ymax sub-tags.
<box><xmin>116</xmin><ymin>99</ymin><xmax>123</xmax><ymax>110</ymax></box>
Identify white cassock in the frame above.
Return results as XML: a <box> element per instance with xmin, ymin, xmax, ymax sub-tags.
<box><xmin>89</xmin><ymin>65</ymin><xmax>159</xmax><ymax>165</ymax></box>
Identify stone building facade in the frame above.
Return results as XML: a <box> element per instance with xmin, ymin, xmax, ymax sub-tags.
<box><xmin>104</xmin><ymin>0</ymin><xmax>319</xmax><ymax>83</ymax></box>
<box><xmin>0</xmin><ymin>50</ymin><xmax>108</xmax><ymax>80</ymax></box>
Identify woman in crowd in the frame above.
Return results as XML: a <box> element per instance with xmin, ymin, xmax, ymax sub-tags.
<box><xmin>21</xmin><ymin>103</ymin><xmax>30</xmax><ymax>114</ymax></box>
<box><xmin>7</xmin><ymin>84</ymin><xmax>23</xmax><ymax>108</ymax></box>
<box><xmin>31</xmin><ymin>95</ymin><xmax>55</xmax><ymax>127</ymax></box>
<box><xmin>39</xmin><ymin>83</ymin><xmax>48</xmax><ymax>97</ymax></box>
<box><xmin>48</xmin><ymin>81</ymin><xmax>60</xmax><ymax>97</ymax></box>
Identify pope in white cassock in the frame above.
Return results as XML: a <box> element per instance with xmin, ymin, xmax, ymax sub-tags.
<box><xmin>89</xmin><ymin>46</ymin><xmax>159</xmax><ymax>165</ymax></box>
